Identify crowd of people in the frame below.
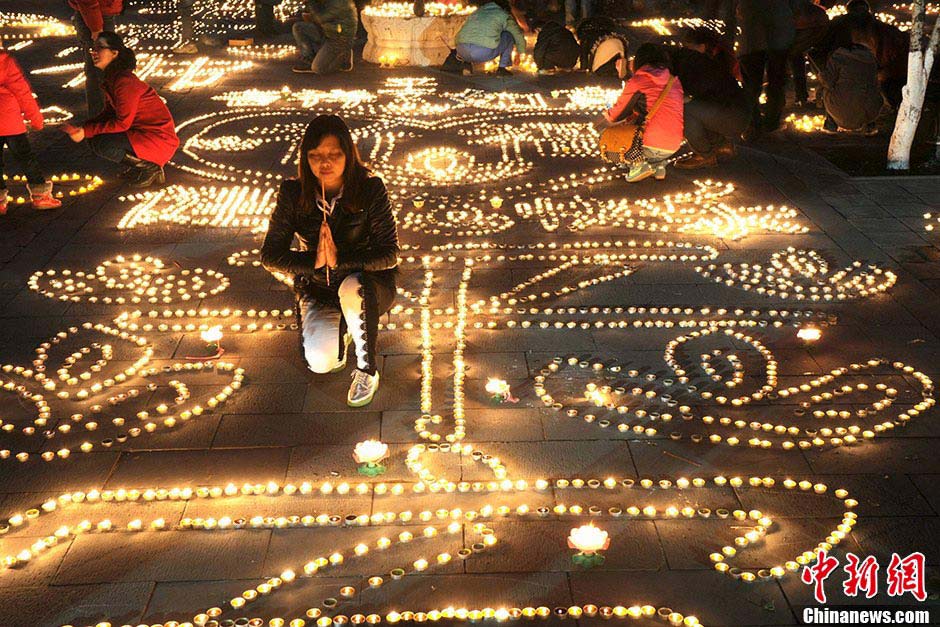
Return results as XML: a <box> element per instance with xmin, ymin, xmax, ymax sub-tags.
<box><xmin>0</xmin><ymin>0</ymin><xmax>925</xmax><ymax>206</ymax></box>
<box><xmin>586</xmin><ymin>0</ymin><xmax>916</xmax><ymax>180</ymax></box>
<box><xmin>0</xmin><ymin>0</ymin><xmax>930</xmax><ymax>403</ymax></box>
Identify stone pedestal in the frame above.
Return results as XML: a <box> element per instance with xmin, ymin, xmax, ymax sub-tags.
<box><xmin>361</xmin><ymin>11</ymin><xmax>471</xmax><ymax>67</ymax></box>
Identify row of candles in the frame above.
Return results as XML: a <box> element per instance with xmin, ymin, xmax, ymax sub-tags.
<box><xmin>399</xmin><ymin>192</ymin><xmax>514</xmax><ymax>238</ymax></box>
<box><xmin>0</xmin><ymin>322</ymin><xmax>244</xmax><ymax>463</ymax></box>
<box><xmin>117</xmin><ymin>184</ymin><xmax>277</xmax><ymax>230</ymax></box>
<box><xmin>1</xmin><ymin>172</ymin><xmax>102</xmax><ymax>205</ymax></box>
<box><xmin>4</xmin><ymin>471</ymin><xmax>857</xmax><ymax>627</ymax></box>
<box><xmin>64</xmin><ymin>605</ymin><xmax>704</xmax><ymax>627</ymax></box>
<box><xmin>533</xmin><ymin>328</ymin><xmax>933</xmax><ymax>450</ymax></box>
<box><xmin>695</xmin><ymin>247</ymin><xmax>898</xmax><ymax>302</ymax></box>
<box><xmin>28</xmin><ymin>254</ymin><xmax>229</xmax><ymax>305</ymax></box>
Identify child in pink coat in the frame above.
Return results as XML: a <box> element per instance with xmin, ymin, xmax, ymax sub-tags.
<box><xmin>604</xmin><ymin>43</ymin><xmax>684</xmax><ymax>183</ymax></box>
<box><xmin>0</xmin><ymin>44</ymin><xmax>61</xmax><ymax>213</ymax></box>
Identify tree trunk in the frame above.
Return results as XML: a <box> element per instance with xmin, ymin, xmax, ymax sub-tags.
<box><xmin>887</xmin><ymin>0</ymin><xmax>940</xmax><ymax>170</ymax></box>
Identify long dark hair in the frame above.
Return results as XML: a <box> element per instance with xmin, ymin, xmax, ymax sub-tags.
<box><xmin>632</xmin><ymin>43</ymin><xmax>671</xmax><ymax>72</ymax></box>
<box><xmin>96</xmin><ymin>31</ymin><xmax>137</xmax><ymax>79</ymax></box>
<box><xmin>298</xmin><ymin>114</ymin><xmax>370</xmax><ymax>214</ymax></box>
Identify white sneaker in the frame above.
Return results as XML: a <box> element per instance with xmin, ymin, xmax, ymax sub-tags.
<box><xmin>348</xmin><ymin>369</ymin><xmax>379</xmax><ymax>407</ymax></box>
<box><xmin>172</xmin><ymin>42</ymin><xmax>199</xmax><ymax>54</ymax></box>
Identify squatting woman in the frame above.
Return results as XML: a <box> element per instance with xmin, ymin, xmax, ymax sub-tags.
<box><xmin>261</xmin><ymin>114</ymin><xmax>399</xmax><ymax>407</ymax></box>
<box><xmin>63</xmin><ymin>31</ymin><xmax>179</xmax><ymax>187</ymax></box>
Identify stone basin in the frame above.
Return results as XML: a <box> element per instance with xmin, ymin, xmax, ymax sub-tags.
<box><xmin>361</xmin><ymin>4</ymin><xmax>474</xmax><ymax>67</ymax></box>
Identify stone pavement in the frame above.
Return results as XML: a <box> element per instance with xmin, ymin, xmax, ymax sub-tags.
<box><xmin>2</xmin><ymin>4</ymin><xmax>940</xmax><ymax>627</ymax></box>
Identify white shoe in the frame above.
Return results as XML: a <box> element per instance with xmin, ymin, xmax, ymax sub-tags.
<box><xmin>348</xmin><ymin>369</ymin><xmax>379</xmax><ymax>407</ymax></box>
<box><xmin>172</xmin><ymin>42</ymin><xmax>199</xmax><ymax>54</ymax></box>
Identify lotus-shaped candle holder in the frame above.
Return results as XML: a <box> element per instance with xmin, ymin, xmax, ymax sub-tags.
<box><xmin>354</xmin><ymin>439</ymin><xmax>389</xmax><ymax>476</ymax></box>
<box><xmin>568</xmin><ymin>523</ymin><xmax>610</xmax><ymax>568</ymax></box>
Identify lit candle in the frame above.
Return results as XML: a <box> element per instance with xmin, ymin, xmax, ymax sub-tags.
<box><xmin>354</xmin><ymin>439</ymin><xmax>389</xmax><ymax>476</ymax></box>
<box><xmin>485</xmin><ymin>378</ymin><xmax>515</xmax><ymax>403</ymax></box>
<box><xmin>567</xmin><ymin>523</ymin><xmax>610</xmax><ymax>568</ymax></box>
<box><xmin>796</xmin><ymin>326</ymin><xmax>821</xmax><ymax>342</ymax></box>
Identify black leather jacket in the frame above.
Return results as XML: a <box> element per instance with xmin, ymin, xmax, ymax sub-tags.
<box><xmin>260</xmin><ymin>176</ymin><xmax>400</xmax><ymax>295</ymax></box>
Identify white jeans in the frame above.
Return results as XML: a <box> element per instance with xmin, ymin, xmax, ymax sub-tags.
<box><xmin>300</xmin><ymin>273</ymin><xmax>368</xmax><ymax>373</ymax></box>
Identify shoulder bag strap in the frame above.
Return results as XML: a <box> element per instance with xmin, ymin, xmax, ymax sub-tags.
<box><xmin>645</xmin><ymin>75</ymin><xmax>677</xmax><ymax>123</ymax></box>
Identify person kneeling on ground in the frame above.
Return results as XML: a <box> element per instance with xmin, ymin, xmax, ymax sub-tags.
<box><xmin>812</xmin><ymin>38</ymin><xmax>882</xmax><ymax>134</ymax></box>
<box><xmin>672</xmin><ymin>32</ymin><xmax>751</xmax><ymax>169</ymax></box>
<box><xmin>63</xmin><ymin>32</ymin><xmax>179</xmax><ymax>188</ymax></box>
<box><xmin>455</xmin><ymin>0</ymin><xmax>527</xmax><ymax>75</ymax></box>
<box><xmin>602</xmin><ymin>43</ymin><xmax>684</xmax><ymax>183</ymax></box>
<box><xmin>0</xmin><ymin>43</ymin><xmax>61</xmax><ymax>214</ymax></box>
<box><xmin>261</xmin><ymin>115</ymin><xmax>400</xmax><ymax>408</ymax></box>
<box><xmin>533</xmin><ymin>18</ymin><xmax>580</xmax><ymax>71</ymax></box>
<box><xmin>292</xmin><ymin>0</ymin><xmax>357</xmax><ymax>74</ymax></box>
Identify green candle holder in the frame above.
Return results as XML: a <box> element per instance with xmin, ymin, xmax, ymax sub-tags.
<box><xmin>357</xmin><ymin>462</ymin><xmax>387</xmax><ymax>477</ymax></box>
<box><xmin>572</xmin><ymin>552</ymin><xmax>605</xmax><ymax>569</ymax></box>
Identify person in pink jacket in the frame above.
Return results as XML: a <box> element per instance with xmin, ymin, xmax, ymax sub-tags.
<box><xmin>603</xmin><ymin>43</ymin><xmax>684</xmax><ymax>183</ymax></box>
<box><xmin>0</xmin><ymin>45</ymin><xmax>61</xmax><ymax>214</ymax></box>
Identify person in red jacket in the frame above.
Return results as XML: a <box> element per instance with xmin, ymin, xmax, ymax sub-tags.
<box><xmin>63</xmin><ymin>32</ymin><xmax>179</xmax><ymax>188</ymax></box>
<box><xmin>602</xmin><ymin>44</ymin><xmax>684</xmax><ymax>183</ymax></box>
<box><xmin>0</xmin><ymin>47</ymin><xmax>61</xmax><ymax>214</ymax></box>
<box><xmin>70</xmin><ymin>0</ymin><xmax>123</xmax><ymax>116</ymax></box>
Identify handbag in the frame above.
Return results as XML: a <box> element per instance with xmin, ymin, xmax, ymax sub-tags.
<box><xmin>599</xmin><ymin>75</ymin><xmax>676</xmax><ymax>164</ymax></box>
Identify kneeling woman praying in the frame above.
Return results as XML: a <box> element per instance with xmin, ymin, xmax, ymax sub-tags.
<box><xmin>261</xmin><ymin>115</ymin><xmax>399</xmax><ymax>407</ymax></box>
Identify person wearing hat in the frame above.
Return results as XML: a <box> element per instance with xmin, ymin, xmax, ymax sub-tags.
<box><xmin>576</xmin><ymin>15</ymin><xmax>630</xmax><ymax>76</ymax></box>
<box><xmin>62</xmin><ymin>32</ymin><xmax>179</xmax><ymax>188</ymax></box>
<box><xmin>69</xmin><ymin>0</ymin><xmax>123</xmax><ymax>116</ymax></box>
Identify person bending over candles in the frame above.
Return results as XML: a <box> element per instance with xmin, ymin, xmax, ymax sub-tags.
<box><xmin>261</xmin><ymin>115</ymin><xmax>399</xmax><ymax>408</ymax></box>
<box><xmin>62</xmin><ymin>32</ymin><xmax>179</xmax><ymax>188</ymax></box>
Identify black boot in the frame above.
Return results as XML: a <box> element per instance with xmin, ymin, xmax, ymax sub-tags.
<box><xmin>133</xmin><ymin>160</ymin><xmax>166</xmax><ymax>188</ymax></box>
<box><xmin>120</xmin><ymin>153</ymin><xmax>143</xmax><ymax>179</ymax></box>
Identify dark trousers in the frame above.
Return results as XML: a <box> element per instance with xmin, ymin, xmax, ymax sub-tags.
<box><xmin>255</xmin><ymin>0</ymin><xmax>279</xmax><ymax>35</ymax></box>
<box><xmin>740</xmin><ymin>50</ymin><xmax>788</xmax><ymax>131</ymax></box>
<box><xmin>292</xmin><ymin>22</ymin><xmax>353</xmax><ymax>73</ymax></box>
<box><xmin>87</xmin><ymin>132</ymin><xmax>137</xmax><ymax>164</ymax></box>
<box><xmin>790</xmin><ymin>25</ymin><xmax>828</xmax><ymax>103</ymax></box>
<box><xmin>180</xmin><ymin>0</ymin><xmax>196</xmax><ymax>41</ymax></box>
<box><xmin>881</xmin><ymin>77</ymin><xmax>904</xmax><ymax>110</ymax></box>
<box><xmin>684</xmin><ymin>99</ymin><xmax>751</xmax><ymax>154</ymax></box>
<box><xmin>72</xmin><ymin>12</ymin><xmax>116</xmax><ymax>117</ymax></box>
<box><xmin>0</xmin><ymin>133</ymin><xmax>45</xmax><ymax>187</ymax></box>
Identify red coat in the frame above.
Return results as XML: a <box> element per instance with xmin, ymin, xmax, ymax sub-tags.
<box><xmin>83</xmin><ymin>71</ymin><xmax>179</xmax><ymax>166</ymax></box>
<box><xmin>0</xmin><ymin>51</ymin><xmax>42</xmax><ymax>136</ymax></box>
<box><xmin>606</xmin><ymin>66</ymin><xmax>684</xmax><ymax>153</ymax></box>
<box><xmin>69</xmin><ymin>0</ymin><xmax>124</xmax><ymax>34</ymax></box>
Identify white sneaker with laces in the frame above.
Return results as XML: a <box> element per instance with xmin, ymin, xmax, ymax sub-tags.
<box><xmin>348</xmin><ymin>369</ymin><xmax>379</xmax><ymax>407</ymax></box>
